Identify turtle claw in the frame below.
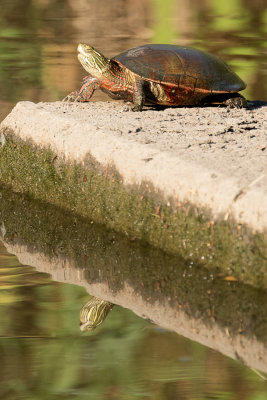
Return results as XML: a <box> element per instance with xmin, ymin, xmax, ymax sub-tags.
<box><xmin>131</xmin><ymin>104</ymin><xmax>143</xmax><ymax>112</ymax></box>
<box><xmin>121</xmin><ymin>102</ymin><xmax>132</xmax><ymax>112</ymax></box>
<box><xmin>62</xmin><ymin>92</ymin><xmax>89</xmax><ymax>103</ymax></box>
<box><xmin>62</xmin><ymin>92</ymin><xmax>79</xmax><ymax>102</ymax></box>
<box><xmin>121</xmin><ymin>102</ymin><xmax>143</xmax><ymax>112</ymax></box>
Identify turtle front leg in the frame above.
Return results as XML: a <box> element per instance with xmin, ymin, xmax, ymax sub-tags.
<box><xmin>131</xmin><ymin>79</ymin><xmax>146</xmax><ymax>111</ymax></box>
<box><xmin>63</xmin><ymin>76</ymin><xmax>100</xmax><ymax>102</ymax></box>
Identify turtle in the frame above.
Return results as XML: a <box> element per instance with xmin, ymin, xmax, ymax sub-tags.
<box><xmin>80</xmin><ymin>296</ymin><xmax>114</xmax><ymax>332</ymax></box>
<box><xmin>63</xmin><ymin>43</ymin><xmax>247</xmax><ymax>111</ymax></box>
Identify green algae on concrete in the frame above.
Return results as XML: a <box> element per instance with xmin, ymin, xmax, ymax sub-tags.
<box><xmin>0</xmin><ymin>132</ymin><xmax>266</xmax><ymax>287</ymax></box>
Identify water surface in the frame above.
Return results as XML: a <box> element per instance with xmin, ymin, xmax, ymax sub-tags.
<box><xmin>1</xmin><ymin>238</ymin><xmax>267</xmax><ymax>400</ymax></box>
<box><xmin>1</xmin><ymin>187</ymin><xmax>267</xmax><ymax>399</ymax></box>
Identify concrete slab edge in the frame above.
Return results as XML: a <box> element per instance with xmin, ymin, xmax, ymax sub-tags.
<box><xmin>0</xmin><ymin>101</ymin><xmax>266</xmax><ymax>282</ymax></box>
<box><xmin>1</xmin><ymin>101</ymin><xmax>266</xmax><ymax>233</ymax></box>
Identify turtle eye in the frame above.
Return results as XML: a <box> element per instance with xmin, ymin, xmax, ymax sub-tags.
<box><xmin>78</xmin><ymin>43</ymin><xmax>94</xmax><ymax>56</ymax></box>
<box><xmin>86</xmin><ymin>46</ymin><xmax>94</xmax><ymax>53</ymax></box>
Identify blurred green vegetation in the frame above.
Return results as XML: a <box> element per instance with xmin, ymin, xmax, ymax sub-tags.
<box><xmin>0</xmin><ymin>1</ymin><xmax>42</xmax><ymax>101</ymax></box>
<box><xmin>151</xmin><ymin>0</ymin><xmax>176</xmax><ymax>43</ymax></box>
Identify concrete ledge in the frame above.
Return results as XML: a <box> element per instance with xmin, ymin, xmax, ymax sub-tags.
<box><xmin>0</xmin><ymin>101</ymin><xmax>266</xmax><ymax>283</ymax></box>
<box><xmin>1</xmin><ymin>101</ymin><xmax>267</xmax><ymax>230</ymax></box>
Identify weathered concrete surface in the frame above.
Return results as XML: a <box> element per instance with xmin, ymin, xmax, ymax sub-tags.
<box><xmin>0</xmin><ymin>101</ymin><xmax>266</xmax><ymax>283</ymax></box>
<box><xmin>1</xmin><ymin>100</ymin><xmax>266</xmax><ymax>231</ymax></box>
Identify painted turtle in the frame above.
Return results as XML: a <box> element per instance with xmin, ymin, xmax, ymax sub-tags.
<box><xmin>64</xmin><ymin>43</ymin><xmax>247</xmax><ymax>111</ymax></box>
<box><xmin>80</xmin><ymin>297</ymin><xmax>114</xmax><ymax>332</ymax></box>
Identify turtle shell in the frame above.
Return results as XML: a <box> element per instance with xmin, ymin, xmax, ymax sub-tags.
<box><xmin>113</xmin><ymin>44</ymin><xmax>246</xmax><ymax>93</ymax></box>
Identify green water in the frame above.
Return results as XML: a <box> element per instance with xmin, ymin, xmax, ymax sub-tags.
<box><xmin>0</xmin><ymin>187</ymin><xmax>267</xmax><ymax>399</ymax></box>
<box><xmin>1</xmin><ymin>241</ymin><xmax>267</xmax><ymax>400</ymax></box>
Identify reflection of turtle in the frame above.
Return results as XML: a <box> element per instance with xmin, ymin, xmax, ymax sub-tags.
<box><xmin>80</xmin><ymin>297</ymin><xmax>114</xmax><ymax>332</ymax></box>
<box><xmin>64</xmin><ymin>43</ymin><xmax>247</xmax><ymax>111</ymax></box>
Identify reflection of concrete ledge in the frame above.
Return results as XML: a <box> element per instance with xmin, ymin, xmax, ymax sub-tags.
<box><xmin>1</xmin><ymin>188</ymin><xmax>266</xmax><ymax>372</ymax></box>
<box><xmin>0</xmin><ymin>101</ymin><xmax>266</xmax><ymax>283</ymax></box>
<box><xmin>3</xmin><ymin>240</ymin><xmax>267</xmax><ymax>374</ymax></box>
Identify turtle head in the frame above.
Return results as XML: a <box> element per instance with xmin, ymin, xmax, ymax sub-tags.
<box><xmin>77</xmin><ymin>43</ymin><xmax>110</xmax><ymax>79</ymax></box>
<box><xmin>80</xmin><ymin>320</ymin><xmax>96</xmax><ymax>332</ymax></box>
<box><xmin>79</xmin><ymin>297</ymin><xmax>113</xmax><ymax>333</ymax></box>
